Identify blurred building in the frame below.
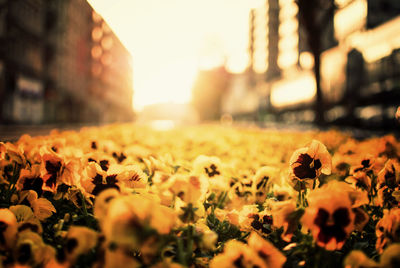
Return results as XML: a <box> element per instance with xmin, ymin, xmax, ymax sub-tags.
<box><xmin>239</xmin><ymin>0</ymin><xmax>400</xmax><ymax>128</ymax></box>
<box><xmin>0</xmin><ymin>0</ymin><xmax>46</xmax><ymax>124</ymax></box>
<box><xmin>323</xmin><ymin>0</ymin><xmax>400</xmax><ymax>128</ymax></box>
<box><xmin>192</xmin><ymin>66</ymin><xmax>230</xmax><ymax>121</ymax></box>
<box><xmin>0</xmin><ymin>0</ymin><xmax>133</xmax><ymax>124</ymax></box>
<box><xmin>224</xmin><ymin>0</ymin><xmax>305</xmax><ymax>120</ymax></box>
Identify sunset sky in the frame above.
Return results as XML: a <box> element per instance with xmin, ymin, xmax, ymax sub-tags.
<box><xmin>87</xmin><ymin>0</ymin><xmax>263</xmax><ymax>111</ymax></box>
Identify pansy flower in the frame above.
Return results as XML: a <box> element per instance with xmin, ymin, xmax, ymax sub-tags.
<box><xmin>81</xmin><ymin>161</ymin><xmax>120</xmax><ymax>196</ymax></box>
<box><xmin>0</xmin><ymin>142</ymin><xmax>26</xmax><ymax>185</ymax></box>
<box><xmin>53</xmin><ymin>185</ymin><xmax>89</xmax><ymax>209</ymax></box>
<box><xmin>396</xmin><ymin>106</ymin><xmax>400</xmax><ymax>121</ymax></box>
<box><xmin>249</xmin><ymin>212</ymin><xmax>274</xmax><ymax>235</ymax></box>
<box><xmin>16</xmin><ymin>164</ymin><xmax>44</xmax><ymax>196</ymax></box>
<box><xmin>0</xmin><ymin>142</ymin><xmax>25</xmax><ymax>165</ymax></box>
<box><xmin>289</xmin><ymin>140</ymin><xmax>332</xmax><ymax>189</ymax></box>
<box><xmin>101</xmin><ymin>194</ymin><xmax>176</xmax><ymax>250</ymax></box>
<box><xmin>271</xmin><ymin>182</ymin><xmax>296</xmax><ymax>202</ymax></box>
<box><xmin>251</xmin><ymin>166</ymin><xmax>278</xmax><ymax>203</ymax></box>
<box><xmin>143</xmin><ymin>154</ymin><xmax>175</xmax><ymax>175</ymax></box>
<box><xmin>321</xmin><ymin>180</ymin><xmax>370</xmax><ymax>231</ymax></box>
<box><xmin>377</xmin><ymin>160</ymin><xmax>400</xmax><ymax>208</ymax></box>
<box><xmin>345</xmin><ymin>171</ymin><xmax>372</xmax><ymax>192</ymax></box>
<box><xmin>14</xmin><ymin>231</ymin><xmax>56</xmax><ymax>267</ymax></box>
<box><xmin>139</xmin><ymin>236</ymin><xmax>164</xmax><ymax>265</ymax></box>
<box><xmin>349</xmin><ymin>154</ymin><xmax>376</xmax><ymax>174</ymax></box>
<box><xmin>167</xmin><ymin>174</ymin><xmax>209</xmax><ymax>204</ymax></box>
<box><xmin>343</xmin><ymin>250</ymin><xmax>379</xmax><ymax>268</ymax></box>
<box><xmin>19</xmin><ymin>190</ymin><xmax>56</xmax><ymax>221</ymax></box>
<box><xmin>377</xmin><ymin>136</ymin><xmax>399</xmax><ymax>159</ymax></box>
<box><xmin>236</xmin><ymin>205</ymin><xmax>260</xmax><ymax>231</ymax></box>
<box><xmin>116</xmin><ymin>164</ymin><xmax>148</xmax><ymax>189</ymax></box>
<box><xmin>94</xmin><ymin>188</ymin><xmax>121</xmax><ymax>226</ymax></box>
<box><xmin>195</xmin><ymin>219</ymin><xmax>218</xmax><ymax>250</ymax></box>
<box><xmin>271</xmin><ymin>200</ymin><xmax>298</xmax><ymax>242</ymax></box>
<box><xmin>345</xmin><ymin>155</ymin><xmax>377</xmax><ymax>191</ymax></box>
<box><xmin>380</xmin><ymin>243</ymin><xmax>400</xmax><ymax>268</ymax></box>
<box><xmin>212</xmin><ymin>208</ymin><xmax>240</xmax><ymax>226</ymax></box>
<box><xmin>209</xmin><ymin>240</ymin><xmax>267</xmax><ymax>268</ymax></box>
<box><xmin>229</xmin><ymin>179</ymin><xmax>253</xmax><ymax>201</ymax></box>
<box><xmin>103</xmin><ymin>246</ymin><xmax>140</xmax><ymax>268</ymax></box>
<box><xmin>301</xmin><ymin>181</ymin><xmax>355</xmax><ymax>250</ymax></box>
<box><xmin>248</xmin><ymin>232</ymin><xmax>286</xmax><ymax>268</ymax></box>
<box><xmin>0</xmin><ymin>208</ymin><xmax>18</xmax><ymax>250</ymax></box>
<box><xmin>83</xmin><ymin>152</ymin><xmax>114</xmax><ymax>172</ymax></box>
<box><xmin>100</xmin><ymin>196</ymin><xmax>143</xmax><ymax>249</ymax></box>
<box><xmin>9</xmin><ymin>205</ymin><xmax>43</xmax><ymax>235</ymax></box>
<box><xmin>40</xmin><ymin>150</ymin><xmax>65</xmax><ymax>192</ymax></box>
<box><xmin>63</xmin><ymin>226</ymin><xmax>99</xmax><ymax>264</ymax></box>
<box><xmin>193</xmin><ymin>155</ymin><xmax>223</xmax><ymax>178</ymax></box>
<box><xmin>376</xmin><ymin>208</ymin><xmax>400</xmax><ymax>253</ymax></box>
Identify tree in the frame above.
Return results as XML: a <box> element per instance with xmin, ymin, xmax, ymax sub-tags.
<box><xmin>295</xmin><ymin>0</ymin><xmax>337</xmax><ymax>125</ymax></box>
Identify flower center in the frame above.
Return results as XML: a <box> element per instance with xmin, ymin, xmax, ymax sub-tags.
<box><xmin>204</xmin><ymin>164</ymin><xmax>220</xmax><ymax>177</ymax></box>
<box><xmin>314</xmin><ymin>207</ymin><xmax>351</xmax><ymax>244</ymax></box>
<box><xmin>293</xmin><ymin>153</ymin><xmax>322</xmax><ymax>179</ymax></box>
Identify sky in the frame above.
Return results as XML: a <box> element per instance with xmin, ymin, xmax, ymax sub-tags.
<box><xmin>87</xmin><ymin>0</ymin><xmax>263</xmax><ymax>111</ymax></box>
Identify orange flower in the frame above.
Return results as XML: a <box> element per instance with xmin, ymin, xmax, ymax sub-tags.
<box><xmin>0</xmin><ymin>142</ymin><xmax>25</xmax><ymax>165</ymax></box>
<box><xmin>40</xmin><ymin>151</ymin><xmax>65</xmax><ymax>192</ymax></box>
<box><xmin>194</xmin><ymin>219</ymin><xmax>218</xmax><ymax>251</ymax></box>
<box><xmin>271</xmin><ymin>200</ymin><xmax>298</xmax><ymax>242</ymax></box>
<box><xmin>377</xmin><ymin>160</ymin><xmax>400</xmax><ymax>188</ymax></box>
<box><xmin>349</xmin><ymin>155</ymin><xmax>375</xmax><ymax>174</ymax></box>
<box><xmin>193</xmin><ymin>155</ymin><xmax>223</xmax><ymax>178</ymax></box>
<box><xmin>310</xmin><ymin>180</ymin><xmax>369</xmax><ymax>233</ymax></box>
<box><xmin>0</xmin><ymin>208</ymin><xmax>18</xmax><ymax>250</ymax></box>
<box><xmin>376</xmin><ymin>208</ymin><xmax>400</xmax><ymax>253</ymax></box>
<box><xmin>323</xmin><ymin>180</ymin><xmax>369</xmax><ymax>208</ymax></box>
<box><xmin>63</xmin><ymin>226</ymin><xmax>99</xmax><ymax>264</ymax></box>
<box><xmin>301</xmin><ymin>181</ymin><xmax>355</xmax><ymax>250</ymax></box>
<box><xmin>101</xmin><ymin>194</ymin><xmax>176</xmax><ymax>250</ymax></box>
<box><xmin>209</xmin><ymin>240</ymin><xmax>267</xmax><ymax>268</ymax></box>
<box><xmin>380</xmin><ymin>243</ymin><xmax>400</xmax><ymax>267</ymax></box>
<box><xmin>103</xmin><ymin>246</ymin><xmax>140</xmax><ymax>268</ymax></box>
<box><xmin>24</xmin><ymin>190</ymin><xmax>56</xmax><ymax>221</ymax></box>
<box><xmin>16</xmin><ymin>165</ymin><xmax>43</xmax><ymax>196</ymax></box>
<box><xmin>343</xmin><ymin>250</ymin><xmax>378</xmax><ymax>268</ymax></box>
<box><xmin>9</xmin><ymin>205</ymin><xmax>43</xmax><ymax>235</ymax></box>
<box><xmin>13</xmin><ymin>231</ymin><xmax>56</xmax><ymax>267</ymax></box>
<box><xmin>116</xmin><ymin>164</ymin><xmax>148</xmax><ymax>189</ymax></box>
<box><xmin>271</xmin><ymin>182</ymin><xmax>297</xmax><ymax>202</ymax></box>
<box><xmin>167</xmin><ymin>174</ymin><xmax>208</xmax><ymax>204</ymax></box>
<box><xmin>251</xmin><ymin>166</ymin><xmax>278</xmax><ymax>203</ymax></box>
<box><xmin>249</xmin><ymin>211</ymin><xmax>274</xmax><ymax>235</ymax></box>
<box><xmin>81</xmin><ymin>161</ymin><xmax>120</xmax><ymax>196</ymax></box>
<box><xmin>248</xmin><ymin>232</ymin><xmax>286</xmax><ymax>268</ymax></box>
<box><xmin>377</xmin><ymin>136</ymin><xmax>399</xmax><ymax>160</ymax></box>
<box><xmin>377</xmin><ymin>160</ymin><xmax>400</xmax><ymax>208</ymax></box>
<box><xmin>396</xmin><ymin>106</ymin><xmax>400</xmax><ymax>122</ymax></box>
<box><xmin>345</xmin><ymin>171</ymin><xmax>372</xmax><ymax>192</ymax></box>
<box><xmin>94</xmin><ymin>188</ymin><xmax>121</xmax><ymax>226</ymax></box>
<box><xmin>289</xmin><ymin>140</ymin><xmax>331</xmax><ymax>189</ymax></box>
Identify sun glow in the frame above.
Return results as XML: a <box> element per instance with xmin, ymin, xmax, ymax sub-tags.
<box><xmin>134</xmin><ymin>59</ymin><xmax>198</xmax><ymax>111</ymax></box>
<box><xmin>87</xmin><ymin>0</ymin><xmax>258</xmax><ymax>111</ymax></box>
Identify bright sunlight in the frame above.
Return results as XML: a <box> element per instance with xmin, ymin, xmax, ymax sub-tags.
<box><xmin>87</xmin><ymin>0</ymin><xmax>264</xmax><ymax>111</ymax></box>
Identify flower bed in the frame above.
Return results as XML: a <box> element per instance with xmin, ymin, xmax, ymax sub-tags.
<box><xmin>0</xmin><ymin>124</ymin><xmax>399</xmax><ymax>267</ymax></box>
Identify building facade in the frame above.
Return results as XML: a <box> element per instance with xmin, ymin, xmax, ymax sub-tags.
<box><xmin>0</xmin><ymin>0</ymin><xmax>133</xmax><ymax>124</ymax></box>
<box><xmin>244</xmin><ymin>0</ymin><xmax>400</xmax><ymax>128</ymax></box>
